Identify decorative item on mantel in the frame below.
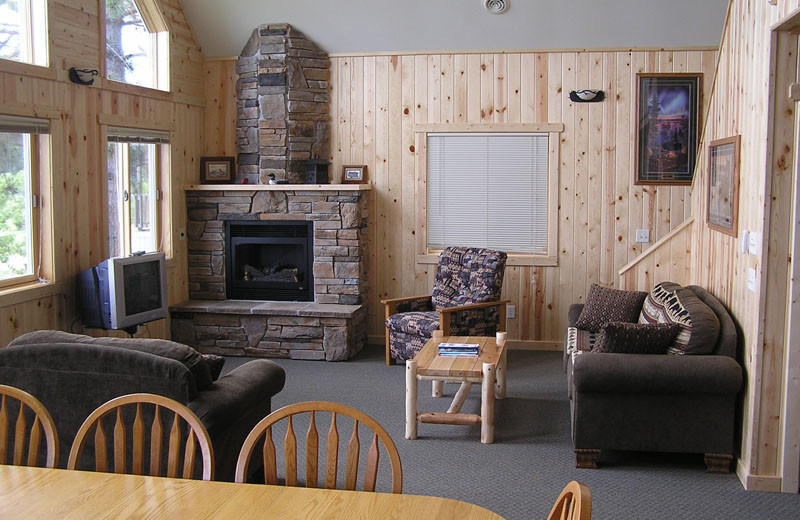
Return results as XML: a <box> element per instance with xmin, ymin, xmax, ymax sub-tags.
<box><xmin>342</xmin><ymin>165</ymin><xmax>368</xmax><ymax>184</ymax></box>
<box><xmin>200</xmin><ymin>157</ymin><xmax>235</xmax><ymax>184</ymax></box>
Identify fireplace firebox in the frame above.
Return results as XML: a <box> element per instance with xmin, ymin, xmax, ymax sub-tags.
<box><xmin>225</xmin><ymin>220</ymin><xmax>314</xmax><ymax>301</ymax></box>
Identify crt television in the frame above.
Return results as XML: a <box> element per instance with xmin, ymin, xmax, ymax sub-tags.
<box><xmin>77</xmin><ymin>252</ymin><xmax>168</xmax><ymax>331</ymax></box>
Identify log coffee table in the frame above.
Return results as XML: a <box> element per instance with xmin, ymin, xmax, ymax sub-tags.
<box><xmin>405</xmin><ymin>334</ymin><xmax>507</xmax><ymax>444</ymax></box>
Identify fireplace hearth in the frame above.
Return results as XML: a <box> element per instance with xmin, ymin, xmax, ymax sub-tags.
<box><xmin>225</xmin><ymin>220</ymin><xmax>313</xmax><ymax>301</ymax></box>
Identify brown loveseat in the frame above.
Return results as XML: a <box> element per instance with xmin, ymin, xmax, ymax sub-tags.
<box><xmin>564</xmin><ymin>283</ymin><xmax>742</xmax><ymax>472</ymax></box>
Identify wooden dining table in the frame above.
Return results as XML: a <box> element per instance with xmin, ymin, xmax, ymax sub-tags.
<box><xmin>0</xmin><ymin>465</ymin><xmax>505</xmax><ymax>519</ymax></box>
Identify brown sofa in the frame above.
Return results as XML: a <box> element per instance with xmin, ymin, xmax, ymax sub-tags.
<box><xmin>564</xmin><ymin>284</ymin><xmax>742</xmax><ymax>472</ymax></box>
<box><xmin>0</xmin><ymin>330</ymin><xmax>285</xmax><ymax>481</ymax></box>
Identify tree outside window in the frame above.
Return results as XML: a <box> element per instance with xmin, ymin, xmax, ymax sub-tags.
<box><xmin>105</xmin><ymin>0</ymin><xmax>169</xmax><ymax>90</ymax></box>
<box><xmin>0</xmin><ymin>0</ymin><xmax>49</xmax><ymax>67</ymax></box>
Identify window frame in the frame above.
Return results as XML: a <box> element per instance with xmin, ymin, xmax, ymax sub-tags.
<box><xmin>101</xmin><ymin>0</ymin><xmax>170</xmax><ymax>92</ymax></box>
<box><xmin>0</xmin><ymin>113</ymin><xmax>55</xmax><ymax>290</ymax></box>
<box><xmin>0</xmin><ymin>0</ymin><xmax>50</xmax><ymax>69</ymax></box>
<box><xmin>102</xmin><ymin>121</ymin><xmax>172</xmax><ymax>259</ymax></box>
<box><xmin>414</xmin><ymin>123</ymin><xmax>563</xmax><ymax>267</ymax></box>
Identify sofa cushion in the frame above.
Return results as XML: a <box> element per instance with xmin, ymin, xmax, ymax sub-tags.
<box><xmin>565</xmin><ymin>327</ymin><xmax>598</xmax><ymax>356</ymax></box>
<box><xmin>385</xmin><ymin>311</ymin><xmax>440</xmax><ymax>337</ymax></box>
<box><xmin>639</xmin><ymin>283</ymin><xmax>720</xmax><ymax>355</ymax></box>
<box><xmin>9</xmin><ymin>330</ymin><xmax>214</xmax><ymax>391</ymax></box>
<box><xmin>575</xmin><ymin>284</ymin><xmax>648</xmax><ymax>332</ymax></box>
<box><xmin>593</xmin><ymin>322</ymin><xmax>681</xmax><ymax>354</ymax></box>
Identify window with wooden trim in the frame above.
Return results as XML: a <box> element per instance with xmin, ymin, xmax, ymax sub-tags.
<box><xmin>0</xmin><ymin>0</ymin><xmax>49</xmax><ymax>67</ymax></box>
<box><xmin>105</xmin><ymin>0</ymin><xmax>169</xmax><ymax>90</ymax></box>
<box><xmin>106</xmin><ymin>127</ymin><xmax>169</xmax><ymax>257</ymax></box>
<box><xmin>0</xmin><ymin>115</ymin><xmax>49</xmax><ymax>287</ymax></box>
<box><xmin>423</xmin><ymin>130</ymin><xmax>559</xmax><ymax>265</ymax></box>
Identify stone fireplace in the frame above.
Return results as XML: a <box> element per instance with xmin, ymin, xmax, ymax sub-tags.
<box><xmin>170</xmin><ymin>185</ymin><xmax>370</xmax><ymax>361</ymax></box>
<box><xmin>236</xmin><ymin>24</ymin><xmax>330</xmax><ymax>185</ymax></box>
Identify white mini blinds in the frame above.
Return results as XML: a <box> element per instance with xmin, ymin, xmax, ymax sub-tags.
<box><xmin>427</xmin><ymin>133</ymin><xmax>550</xmax><ymax>255</ymax></box>
<box><xmin>0</xmin><ymin>115</ymin><xmax>49</xmax><ymax>134</ymax></box>
<box><xmin>106</xmin><ymin>126</ymin><xmax>170</xmax><ymax>144</ymax></box>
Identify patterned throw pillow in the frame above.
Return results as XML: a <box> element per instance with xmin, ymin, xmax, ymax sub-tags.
<box><xmin>639</xmin><ymin>282</ymin><xmax>720</xmax><ymax>355</ymax></box>
<box><xmin>574</xmin><ymin>283</ymin><xmax>648</xmax><ymax>332</ymax></box>
<box><xmin>593</xmin><ymin>322</ymin><xmax>681</xmax><ymax>354</ymax></box>
<box><xmin>565</xmin><ymin>327</ymin><xmax>598</xmax><ymax>356</ymax></box>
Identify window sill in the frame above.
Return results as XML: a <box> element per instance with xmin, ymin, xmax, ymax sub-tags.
<box><xmin>417</xmin><ymin>253</ymin><xmax>557</xmax><ymax>267</ymax></box>
<box><xmin>100</xmin><ymin>78</ymin><xmax>172</xmax><ymax>101</ymax></box>
<box><xmin>0</xmin><ymin>58</ymin><xmax>56</xmax><ymax>80</ymax></box>
<box><xmin>0</xmin><ymin>280</ymin><xmax>63</xmax><ymax>308</ymax></box>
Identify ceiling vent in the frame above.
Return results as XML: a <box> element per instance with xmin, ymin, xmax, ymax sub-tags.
<box><xmin>483</xmin><ymin>0</ymin><xmax>509</xmax><ymax>14</ymax></box>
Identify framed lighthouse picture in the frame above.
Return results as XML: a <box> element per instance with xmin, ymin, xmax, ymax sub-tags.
<box><xmin>635</xmin><ymin>73</ymin><xmax>702</xmax><ymax>185</ymax></box>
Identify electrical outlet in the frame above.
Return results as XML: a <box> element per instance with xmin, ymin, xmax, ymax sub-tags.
<box><xmin>748</xmin><ymin>232</ymin><xmax>759</xmax><ymax>256</ymax></box>
<box><xmin>179</xmin><ymin>228</ymin><xmax>186</xmax><ymax>240</ymax></box>
<box><xmin>747</xmin><ymin>268</ymin><xmax>756</xmax><ymax>293</ymax></box>
<box><xmin>635</xmin><ymin>229</ymin><xmax>650</xmax><ymax>243</ymax></box>
<box><xmin>507</xmin><ymin>305</ymin><xmax>516</xmax><ymax>319</ymax></box>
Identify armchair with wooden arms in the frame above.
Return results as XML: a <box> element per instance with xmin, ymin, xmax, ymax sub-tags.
<box><xmin>382</xmin><ymin>247</ymin><xmax>508</xmax><ymax>365</ymax></box>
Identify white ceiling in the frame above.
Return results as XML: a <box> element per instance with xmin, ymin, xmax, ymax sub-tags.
<box><xmin>181</xmin><ymin>0</ymin><xmax>729</xmax><ymax>58</ymax></box>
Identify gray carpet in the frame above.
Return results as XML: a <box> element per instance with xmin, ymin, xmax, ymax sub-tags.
<box><xmin>223</xmin><ymin>348</ymin><xmax>800</xmax><ymax>519</ymax></box>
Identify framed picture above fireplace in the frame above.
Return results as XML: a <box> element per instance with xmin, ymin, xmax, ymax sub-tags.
<box><xmin>200</xmin><ymin>157</ymin><xmax>235</xmax><ymax>184</ymax></box>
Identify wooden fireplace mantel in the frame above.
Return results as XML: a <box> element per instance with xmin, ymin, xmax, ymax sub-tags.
<box><xmin>184</xmin><ymin>184</ymin><xmax>372</xmax><ymax>192</ymax></box>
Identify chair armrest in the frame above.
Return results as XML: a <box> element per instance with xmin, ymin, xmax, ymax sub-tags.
<box><xmin>572</xmin><ymin>351</ymin><xmax>742</xmax><ymax>395</ymax></box>
<box><xmin>382</xmin><ymin>295</ymin><xmax>433</xmax><ymax>315</ymax></box>
<box><xmin>439</xmin><ymin>300</ymin><xmax>510</xmax><ymax>335</ymax></box>
<box><xmin>568</xmin><ymin>304</ymin><xmax>584</xmax><ymax>327</ymax></box>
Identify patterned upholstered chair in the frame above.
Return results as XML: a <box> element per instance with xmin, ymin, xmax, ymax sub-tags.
<box><xmin>382</xmin><ymin>247</ymin><xmax>508</xmax><ymax>365</ymax></box>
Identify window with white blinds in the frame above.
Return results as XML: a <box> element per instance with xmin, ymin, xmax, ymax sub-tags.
<box><xmin>427</xmin><ymin>133</ymin><xmax>551</xmax><ymax>255</ymax></box>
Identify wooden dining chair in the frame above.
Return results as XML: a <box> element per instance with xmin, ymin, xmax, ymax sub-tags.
<box><xmin>235</xmin><ymin>401</ymin><xmax>403</xmax><ymax>493</ymax></box>
<box><xmin>67</xmin><ymin>393</ymin><xmax>214</xmax><ymax>480</ymax></box>
<box><xmin>547</xmin><ymin>480</ymin><xmax>592</xmax><ymax>520</ymax></box>
<box><xmin>0</xmin><ymin>384</ymin><xmax>59</xmax><ymax>468</ymax></box>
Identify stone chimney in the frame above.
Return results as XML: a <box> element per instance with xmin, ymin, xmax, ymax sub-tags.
<box><xmin>236</xmin><ymin>24</ymin><xmax>330</xmax><ymax>184</ymax></box>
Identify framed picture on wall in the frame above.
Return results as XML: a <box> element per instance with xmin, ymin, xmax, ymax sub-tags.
<box><xmin>342</xmin><ymin>165</ymin><xmax>368</xmax><ymax>184</ymax></box>
<box><xmin>706</xmin><ymin>136</ymin><xmax>741</xmax><ymax>237</ymax></box>
<box><xmin>635</xmin><ymin>73</ymin><xmax>702</xmax><ymax>185</ymax></box>
<box><xmin>200</xmin><ymin>157</ymin><xmax>235</xmax><ymax>184</ymax></box>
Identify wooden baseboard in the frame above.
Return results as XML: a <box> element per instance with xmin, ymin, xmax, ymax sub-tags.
<box><xmin>366</xmin><ymin>335</ymin><xmax>562</xmax><ymax>351</ymax></box>
<box><xmin>736</xmin><ymin>458</ymin><xmax>783</xmax><ymax>492</ymax></box>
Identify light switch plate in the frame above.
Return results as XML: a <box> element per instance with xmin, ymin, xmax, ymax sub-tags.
<box><xmin>747</xmin><ymin>268</ymin><xmax>757</xmax><ymax>293</ymax></box>
<box><xmin>740</xmin><ymin>230</ymin><xmax>749</xmax><ymax>254</ymax></box>
<box><xmin>635</xmin><ymin>229</ymin><xmax>650</xmax><ymax>243</ymax></box>
<box><xmin>507</xmin><ymin>305</ymin><xmax>516</xmax><ymax>319</ymax></box>
<box><xmin>748</xmin><ymin>232</ymin><xmax>759</xmax><ymax>256</ymax></box>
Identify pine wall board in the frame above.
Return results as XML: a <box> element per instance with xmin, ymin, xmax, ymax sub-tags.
<box><xmin>619</xmin><ymin>0</ymin><xmax>800</xmax><ymax>489</ymax></box>
<box><xmin>325</xmin><ymin>49</ymin><xmax>717</xmax><ymax>345</ymax></box>
<box><xmin>0</xmin><ymin>0</ymin><xmax>205</xmax><ymax>345</ymax></box>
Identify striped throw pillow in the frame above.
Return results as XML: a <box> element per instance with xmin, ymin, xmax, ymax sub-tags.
<box><xmin>639</xmin><ymin>282</ymin><xmax>693</xmax><ymax>354</ymax></box>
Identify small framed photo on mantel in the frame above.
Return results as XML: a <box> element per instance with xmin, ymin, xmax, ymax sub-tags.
<box><xmin>706</xmin><ymin>135</ymin><xmax>741</xmax><ymax>237</ymax></box>
<box><xmin>200</xmin><ymin>157</ymin><xmax>235</xmax><ymax>184</ymax></box>
<box><xmin>342</xmin><ymin>165</ymin><xmax>368</xmax><ymax>184</ymax></box>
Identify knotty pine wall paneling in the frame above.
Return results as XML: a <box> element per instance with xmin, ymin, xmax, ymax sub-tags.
<box><xmin>620</xmin><ymin>0</ymin><xmax>800</xmax><ymax>490</ymax></box>
<box><xmin>0</xmin><ymin>0</ymin><xmax>204</xmax><ymax>345</ymax></box>
<box><xmin>323</xmin><ymin>49</ymin><xmax>716</xmax><ymax>346</ymax></box>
